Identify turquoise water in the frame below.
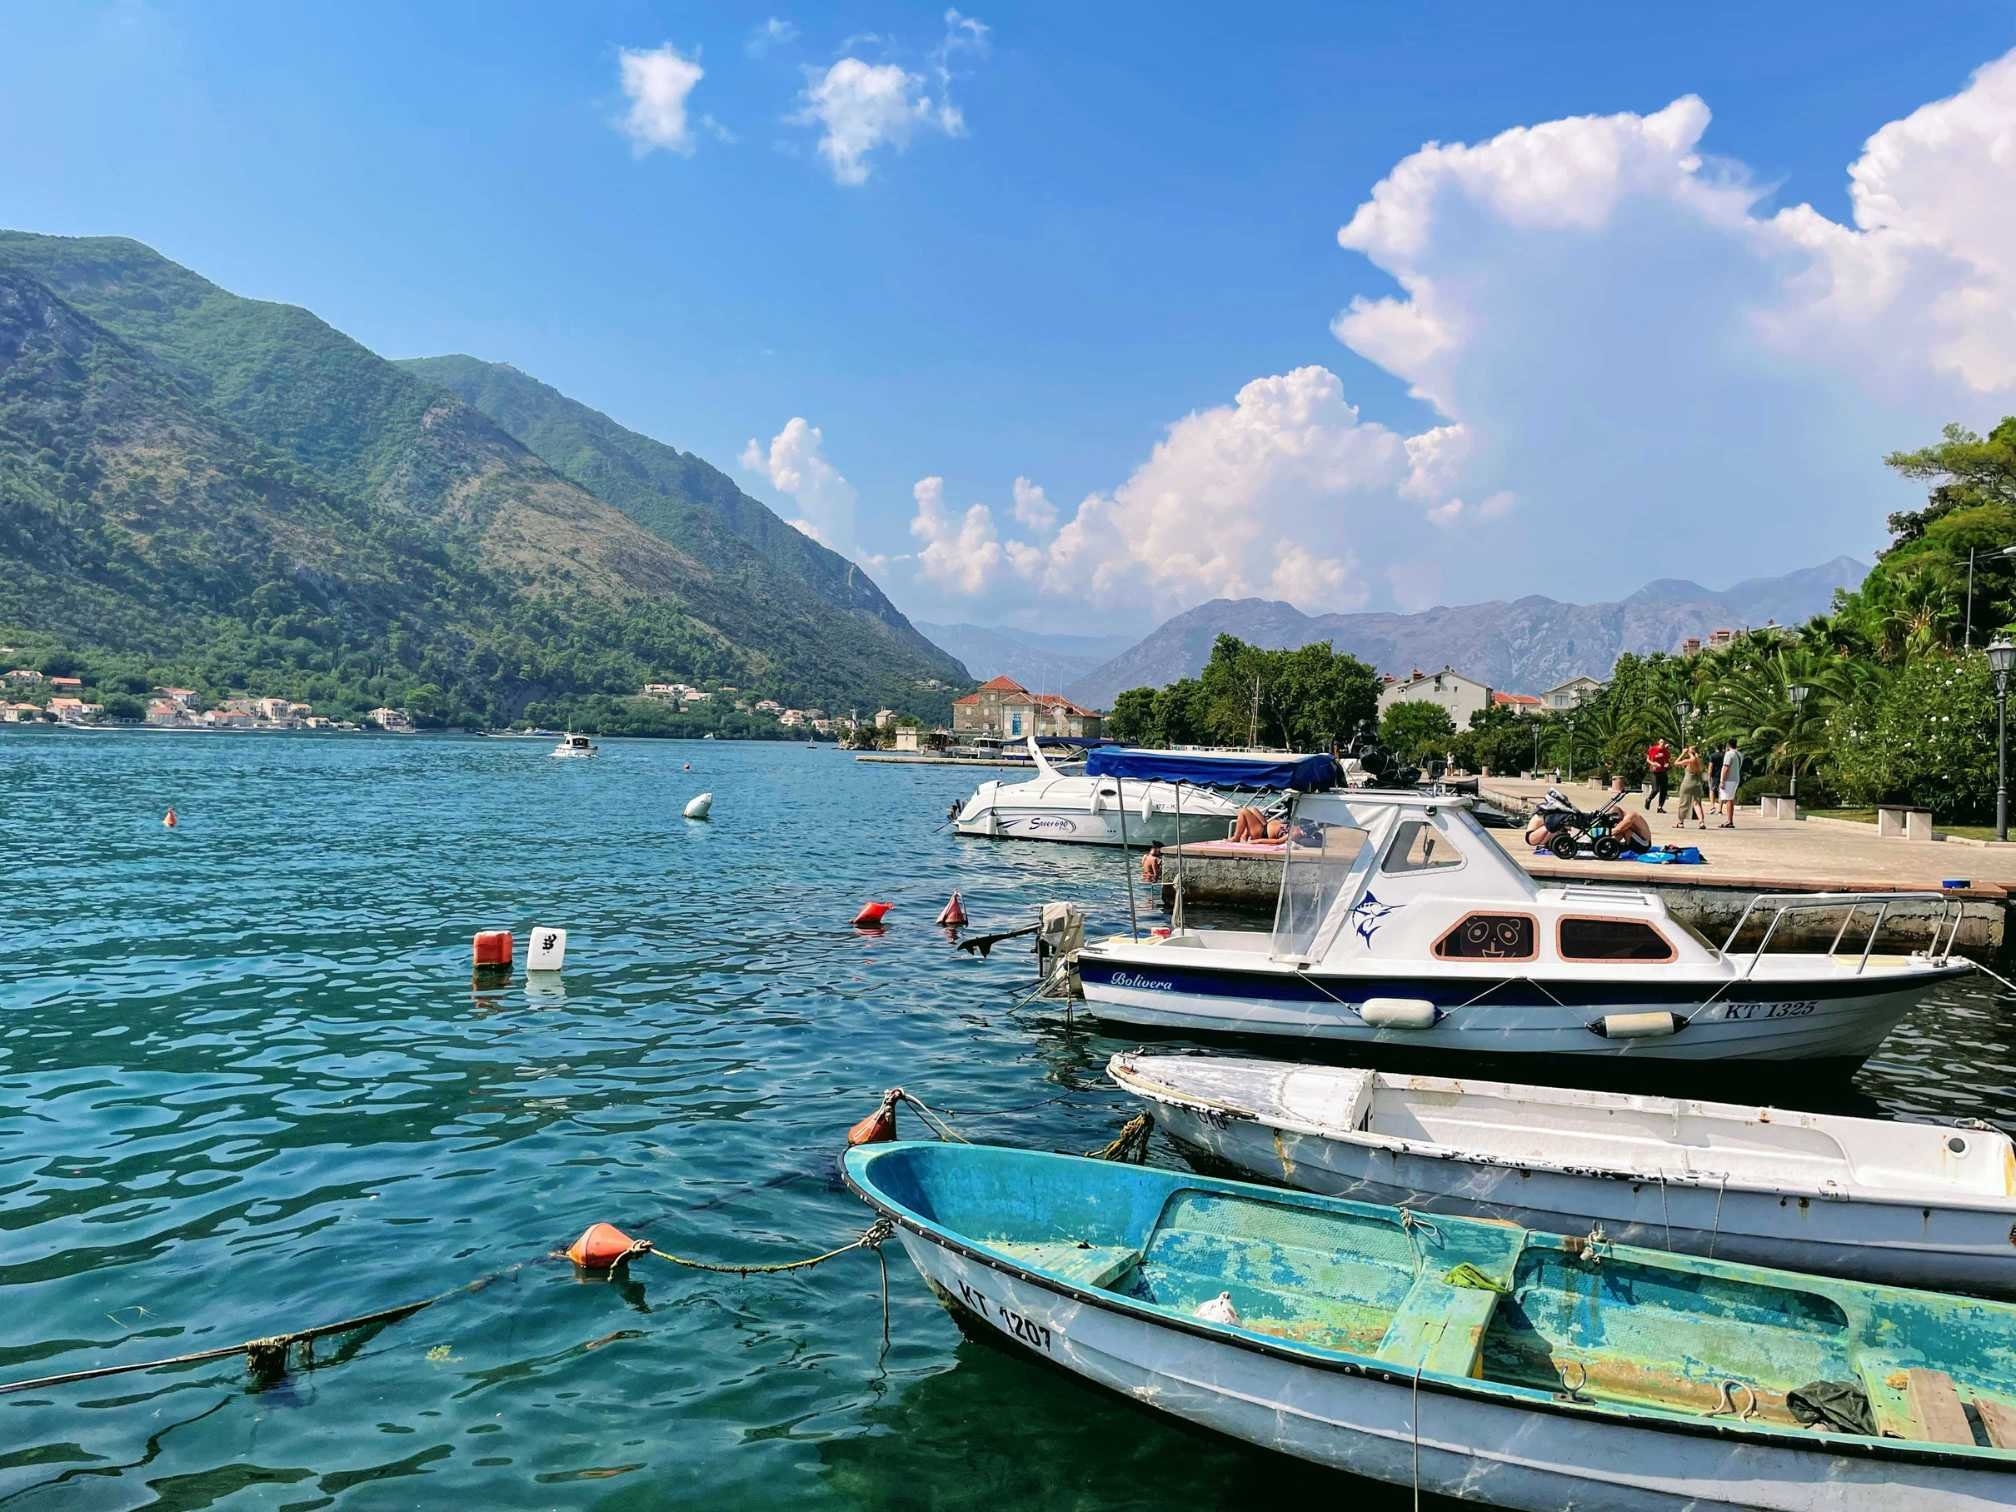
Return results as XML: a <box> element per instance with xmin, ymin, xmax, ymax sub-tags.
<box><xmin>2</xmin><ymin>731</ymin><xmax>2010</xmax><ymax>1509</ymax></box>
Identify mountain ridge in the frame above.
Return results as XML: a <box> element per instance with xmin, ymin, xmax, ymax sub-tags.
<box><xmin>1066</xmin><ymin>555</ymin><xmax>1869</xmax><ymax>707</ymax></box>
<box><xmin>0</xmin><ymin>231</ymin><xmax>965</xmax><ymax>719</ymax></box>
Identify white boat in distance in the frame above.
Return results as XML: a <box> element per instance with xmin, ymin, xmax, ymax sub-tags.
<box><xmin>550</xmin><ymin>732</ymin><xmax>597</xmax><ymax>759</ymax></box>
<box><xmin>1110</xmin><ymin>1052</ymin><xmax>2016</xmax><ymax>1295</ymax></box>
<box><xmin>952</xmin><ymin>741</ymin><xmax>1335</xmax><ymax>848</ymax></box>
<box><xmin>1077</xmin><ymin>789</ymin><xmax>1972</xmax><ymax>1070</ymax></box>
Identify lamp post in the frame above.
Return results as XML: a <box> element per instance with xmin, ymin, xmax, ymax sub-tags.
<box><xmin>1676</xmin><ymin>697</ymin><xmax>1691</xmax><ymax>745</ymax></box>
<box><xmin>1966</xmin><ymin>546</ymin><xmax>2016</xmax><ymax>650</ymax></box>
<box><xmin>1787</xmin><ymin>684</ymin><xmax>1808</xmax><ymax>802</ymax></box>
<box><xmin>1991</xmin><ymin>638</ymin><xmax>2015</xmax><ymax>842</ymax></box>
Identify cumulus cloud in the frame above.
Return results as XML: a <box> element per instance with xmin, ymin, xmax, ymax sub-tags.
<box><xmin>741</xmin><ymin>418</ymin><xmax>860</xmax><ymax>550</ymax></box>
<box><xmin>1010</xmin><ymin>476</ymin><xmax>1056</xmax><ymax>531</ymax></box>
<box><xmin>616</xmin><ymin>43</ymin><xmax>706</xmax><ymax>157</ymax></box>
<box><xmin>792</xmin><ymin>57</ymin><xmax>963</xmax><ymax>184</ymax></box>
<box><xmin>1327</xmin><ymin>50</ymin><xmax>2016</xmax><ymax>592</ymax></box>
<box><xmin>881</xmin><ymin>48</ymin><xmax>2016</xmax><ymax>621</ymax></box>
<box><xmin>910</xmin><ymin>476</ymin><xmax>1005</xmax><ymax>594</ymax></box>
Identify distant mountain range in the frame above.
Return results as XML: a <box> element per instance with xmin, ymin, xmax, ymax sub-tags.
<box><xmin>0</xmin><ymin>231</ymin><xmax>964</xmax><ymax>721</ymax></box>
<box><xmin>1065</xmin><ymin>557</ymin><xmax>1869</xmax><ymax>708</ymax></box>
<box><xmin>912</xmin><ymin>621</ymin><xmax>1137</xmax><ymax>689</ymax></box>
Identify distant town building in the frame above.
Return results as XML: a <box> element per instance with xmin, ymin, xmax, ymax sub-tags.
<box><xmin>1490</xmin><ymin>691</ymin><xmax>1543</xmax><ymax>717</ymax></box>
<box><xmin>778</xmin><ymin>709</ymin><xmax>805</xmax><ymax>728</ymax></box>
<box><xmin>1705</xmin><ymin>628</ymin><xmax>1737</xmax><ymax>651</ymax></box>
<box><xmin>754</xmin><ymin>698</ymin><xmax>783</xmax><ymax>714</ymax></box>
<box><xmin>2</xmin><ymin>701</ymin><xmax>44</xmax><ymax>722</ymax></box>
<box><xmin>5</xmin><ymin>669</ymin><xmax>43</xmax><ymax>684</ymax></box>
<box><xmin>892</xmin><ymin>727</ymin><xmax>922</xmax><ymax>753</ymax></box>
<box><xmin>1378</xmin><ymin>667</ymin><xmax>1493</xmax><ymax>728</ymax></box>
<box><xmin>874</xmin><ymin>708</ymin><xmax>896</xmax><ymax>730</ymax></box>
<box><xmin>366</xmin><ymin>706</ymin><xmax>414</xmax><ymax>732</ymax></box>
<box><xmin>1540</xmin><ymin>675</ymin><xmax>1606</xmax><ymax>711</ymax></box>
<box><xmin>47</xmin><ymin>697</ymin><xmax>93</xmax><ymax>724</ymax></box>
<box><xmin>952</xmin><ymin>676</ymin><xmax>1104</xmax><ymax>740</ymax></box>
<box><xmin>46</xmin><ymin>676</ymin><xmax>83</xmax><ymax>692</ymax></box>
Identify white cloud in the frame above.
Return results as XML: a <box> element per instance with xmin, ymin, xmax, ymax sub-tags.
<box><xmin>741</xmin><ymin>418</ymin><xmax>860</xmax><ymax>550</ymax></box>
<box><xmin>910</xmin><ymin>476</ymin><xmax>1005</xmax><ymax>594</ymax></box>
<box><xmin>747</xmin><ymin>17</ymin><xmax>798</xmax><ymax>57</ymax></box>
<box><xmin>877</xmin><ymin>48</ymin><xmax>2016</xmax><ymax>621</ymax></box>
<box><xmin>1324</xmin><ymin>51</ymin><xmax>2016</xmax><ymax>594</ymax></box>
<box><xmin>616</xmin><ymin>43</ymin><xmax>706</xmax><ymax>157</ymax></box>
<box><xmin>792</xmin><ymin>57</ymin><xmax>964</xmax><ymax>184</ymax></box>
<box><xmin>1010</xmin><ymin>476</ymin><xmax>1056</xmax><ymax>531</ymax></box>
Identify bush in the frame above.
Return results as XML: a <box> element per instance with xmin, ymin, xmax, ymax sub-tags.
<box><xmin>1824</xmin><ymin>653</ymin><xmax>1997</xmax><ymax>818</ymax></box>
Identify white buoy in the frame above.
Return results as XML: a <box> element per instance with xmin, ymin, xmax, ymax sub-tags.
<box><xmin>1359</xmin><ymin>997</ymin><xmax>1439</xmax><ymax>1030</ymax></box>
<box><xmin>525</xmin><ymin>926</ymin><xmax>568</xmax><ymax>973</ymax></box>
<box><xmin>683</xmin><ymin>792</ymin><xmax>713</xmax><ymax>820</ymax></box>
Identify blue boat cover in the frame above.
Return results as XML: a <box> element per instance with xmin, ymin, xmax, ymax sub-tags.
<box><xmin>1084</xmin><ymin>747</ymin><xmax>1338</xmax><ymax>790</ymax></box>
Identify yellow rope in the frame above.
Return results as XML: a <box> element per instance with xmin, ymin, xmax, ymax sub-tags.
<box><xmin>626</xmin><ymin>1217</ymin><xmax>897</xmax><ymax>1277</ymax></box>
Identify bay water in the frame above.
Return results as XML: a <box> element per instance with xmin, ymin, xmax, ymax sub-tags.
<box><xmin>3</xmin><ymin>731</ymin><xmax>2010</xmax><ymax>1509</ymax></box>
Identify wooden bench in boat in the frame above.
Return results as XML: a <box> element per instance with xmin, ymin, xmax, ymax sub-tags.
<box><xmin>992</xmin><ymin>1240</ymin><xmax>1142</xmax><ymax>1291</ymax></box>
<box><xmin>1869</xmin><ymin>1366</ymin><xmax>2012</xmax><ymax>1448</ymax></box>
<box><xmin>1376</xmin><ymin>1272</ymin><xmax>1507</xmax><ymax>1379</ymax></box>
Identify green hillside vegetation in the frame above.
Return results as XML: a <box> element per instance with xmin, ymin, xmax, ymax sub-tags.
<box><xmin>0</xmin><ymin>232</ymin><xmax>965</xmax><ymax>727</ymax></box>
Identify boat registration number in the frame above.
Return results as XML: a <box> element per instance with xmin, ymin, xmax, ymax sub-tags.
<box><xmin>956</xmin><ymin>1277</ymin><xmax>1055</xmax><ymax>1354</ymax></box>
<box><xmin>1721</xmin><ymin>999</ymin><xmax>1818</xmax><ymax>1021</ymax></box>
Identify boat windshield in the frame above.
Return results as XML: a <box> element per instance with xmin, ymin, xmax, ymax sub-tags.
<box><xmin>1271</xmin><ymin>820</ymin><xmax>1371</xmax><ymax>959</ymax></box>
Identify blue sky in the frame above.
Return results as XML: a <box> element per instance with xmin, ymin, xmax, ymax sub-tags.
<box><xmin>4</xmin><ymin>1</ymin><xmax>2015</xmax><ymax>636</ymax></box>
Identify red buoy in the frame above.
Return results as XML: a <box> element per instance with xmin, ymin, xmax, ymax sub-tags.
<box><xmin>162</xmin><ymin>807</ymin><xmax>178</xmax><ymax>829</ymax></box>
<box><xmin>473</xmin><ymin>930</ymin><xmax>513</xmax><ymax>970</ymax></box>
<box><xmin>935</xmin><ymin>891</ymin><xmax>967</xmax><ymax>928</ymax></box>
<box><xmin>852</xmin><ymin>901</ymin><xmax>892</xmax><ymax>927</ymax></box>
<box><xmin>848</xmin><ymin>1090</ymin><xmax>900</xmax><ymax>1146</ymax></box>
<box><xmin>566</xmin><ymin>1221</ymin><xmax>645</xmax><ymax>1271</ymax></box>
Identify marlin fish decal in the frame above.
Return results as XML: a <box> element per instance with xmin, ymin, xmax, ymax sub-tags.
<box><xmin>1350</xmin><ymin>891</ymin><xmax>1400</xmax><ymax>946</ymax></box>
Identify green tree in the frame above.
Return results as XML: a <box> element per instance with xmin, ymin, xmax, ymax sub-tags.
<box><xmin>1379</xmin><ymin>700</ymin><xmax>1457</xmax><ymax>763</ymax></box>
<box><xmin>1105</xmin><ymin>686</ymin><xmax>1157</xmax><ymax>745</ymax></box>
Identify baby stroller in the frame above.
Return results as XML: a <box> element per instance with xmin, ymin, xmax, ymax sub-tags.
<box><xmin>1532</xmin><ymin>786</ymin><xmax>1628</xmax><ymax>861</ymax></box>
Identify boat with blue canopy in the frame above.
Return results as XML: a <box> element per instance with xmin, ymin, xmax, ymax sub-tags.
<box><xmin>847</xmin><ymin>1139</ymin><xmax>2016</xmax><ymax>1509</ymax></box>
<box><xmin>951</xmin><ymin>739</ymin><xmax>1333</xmax><ymax>847</ymax></box>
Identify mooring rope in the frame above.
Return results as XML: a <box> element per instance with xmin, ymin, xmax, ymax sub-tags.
<box><xmin>1082</xmin><ymin>1113</ymin><xmax>1152</xmax><ymax>1163</ymax></box>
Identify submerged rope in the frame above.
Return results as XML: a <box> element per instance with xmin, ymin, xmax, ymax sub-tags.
<box><xmin>1083</xmin><ymin>1113</ymin><xmax>1152</xmax><ymax>1164</ymax></box>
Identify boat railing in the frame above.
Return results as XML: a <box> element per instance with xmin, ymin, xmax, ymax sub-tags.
<box><xmin>1717</xmin><ymin>891</ymin><xmax>1961</xmax><ymax>976</ymax></box>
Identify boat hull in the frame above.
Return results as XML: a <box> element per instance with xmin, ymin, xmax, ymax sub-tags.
<box><xmin>1141</xmin><ymin>1098</ymin><xmax>2016</xmax><ymax>1295</ymax></box>
<box><xmin>1077</xmin><ymin>951</ymin><xmax>1960</xmax><ymax>1063</ymax></box>
<box><xmin>955</xmin><ymin>804</ymin><xmax>1232</xmax><ymax>847</ymax></box>
<box><xmin>889</xmin><ymin>1225</ymin><xmax>2009</xmax><ymax>1510</ymax></box>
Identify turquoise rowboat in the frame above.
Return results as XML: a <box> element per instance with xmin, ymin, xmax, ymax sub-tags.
<box><xmin>845</xmin><ymin>1142</ymin><xmax>2016</xmax><ymax>1509</ymax></box>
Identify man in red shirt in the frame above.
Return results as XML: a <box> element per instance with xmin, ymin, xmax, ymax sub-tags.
<box><xmin>1645</xmin><ymin>737</ymin><xmax>1673</xmax><ymax>813</ymax></box>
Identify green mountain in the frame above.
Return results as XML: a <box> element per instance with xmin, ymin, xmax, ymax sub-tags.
<box><xmin>0</xmin><ymin>232</ymin><xmax>964</xmax><ymax>723</ymax></box>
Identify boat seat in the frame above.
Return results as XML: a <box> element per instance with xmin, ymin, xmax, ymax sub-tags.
<box><xmin>1373</xmin><ymin>1275</ymin><xmax>1504</xmax><ymax>1379</ymax></box>
<box><xmin>1974</xmin><ymin>1396</ymin><xmax>2016</xmax><ymax>1450</ymax></box>
<box><xmin>1895</xmin><ymin>1369</ymin><xmax>1977</xmax><ymax>1447</ymax></box>
<box><xmin>993</xmin><ymin>1240</ymin><xmax>1141</xmax><ymax>1292</ymax></box>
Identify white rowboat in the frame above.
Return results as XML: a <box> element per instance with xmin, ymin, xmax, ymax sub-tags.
<box><xmin>1109</xmin><ymin>1051</ymin><xmax>2016</xmax><ymax>1294</ymax></box>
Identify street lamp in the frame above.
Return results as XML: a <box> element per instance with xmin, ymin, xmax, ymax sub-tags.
<box><xmin>1787</xmin><ymin>684</ymin><xmax>1808</xmax><ymax>802</ymax></box>
<box><xmin>1990</xmin><ymin>638</ymin><xmax>2016</xmax><ymax>842</ymax></box>
<box><xmin>1676</xmin><ymin>697</ymin><xmax>1691</xmax><ymax>743</ymax></box>
<box><xmin>1966</xmin><ymin>546</ymin><xmax>2016</xmax><ymax>650</ymax></box>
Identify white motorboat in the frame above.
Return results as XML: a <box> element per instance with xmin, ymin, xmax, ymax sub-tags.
<box><xmin>1076</xmin><ymin>789</ymin><xmax>1971</xmax><ymax>1069</ymax></box>
<box><xmin>550</xmin><ymin>732</ymin><xmax>597</xmax><ymax>759</ymax></box>
<box><xmin>1109</xmin><ymin>1052</ymin><xmax>2016</xmax><ymax>1294</ymax></box>
<box><xmin>952</xmin><ymin>741</ymin><xmax>1333</xmax><ymax>848</ymax></box>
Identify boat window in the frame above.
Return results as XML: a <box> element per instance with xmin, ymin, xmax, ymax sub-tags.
<box><xmin>1382</xmin><ymin>819</ymin><xmax>1462</xmax><ymax>874</ymax></box>
<box><xmin>1557</xmin><ymin>917</ymin><xmax>1676</xmax><ymax>963</ymax></box>
<box><xmin>1271</xmin><ymin>821</ymin><xmax>1371</xmax><ymax>959</ymax></box>
<box><xmin>1434</xmin><ymin>913</ymin><xmax>1537</xmax><ymax>961</ymax></box>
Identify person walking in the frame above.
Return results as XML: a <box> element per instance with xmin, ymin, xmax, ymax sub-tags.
<box><xmin>1717</xmin><ymin>738</ymin><xmax>1745</xmax><ymax>828</ymax></box>
<box><xmin>1673</xmin><ymin>744</ymin><xmax>1708</xmax><ymax>829</ymax></box>
<box><xmin>1645</xmin><ymin>737</ymin><xmax>1672</xmax><ymax>813</ymax></box>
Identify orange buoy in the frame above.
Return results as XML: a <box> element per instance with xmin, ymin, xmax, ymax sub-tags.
<box><xmin>935</xmin><ymin>891</ymin><xmax>967</xmax><ymax>928</ymax></box>
<box><xmin>162</xmin><ymin>807</ymin><xmax>178</xmax><ymax>829</ymax></box>
<box><xmin>566</xmin><ymin>1221</ymin><xmax>645</xmax><ymax>1271</ymax></box>
<box><xmin>848</xmin><ymin>1090</ymin><xmax>900</xmax><ymax>1146</ymax></box>
<box><xmin>472</xmin><ymin>930</ymin><xmax>514</xmax><ymax>970</ymax></box>
<box><xmin>852</xmin><ymin>901</ymin><xmax>892</xmax><ymax>927</ymax></box>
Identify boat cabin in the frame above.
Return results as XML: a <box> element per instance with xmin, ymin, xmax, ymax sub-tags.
<box><xmin>1194</xmin><ymin>790</ymin><xmax>1719</xmax><ymax>975</ymax></box>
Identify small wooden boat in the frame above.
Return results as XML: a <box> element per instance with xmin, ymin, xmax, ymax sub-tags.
<box><xmin>846</xmin><ymin>1140</ymin><xmax>2016</xmax><ymax>1509</ymax></box>
<box><xmin>1109</xmin><ymin>1052</ymin><xmax>2016</xmax><ymax>1295</ymax></box>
